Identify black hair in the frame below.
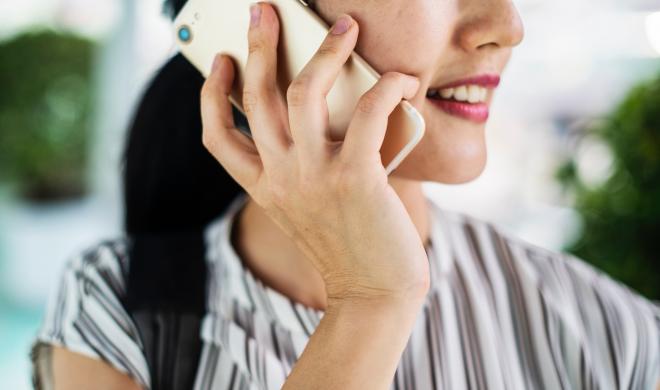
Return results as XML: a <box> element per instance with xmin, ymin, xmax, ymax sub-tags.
<box><xmin>163</xmin><ymin>0</ymin><xmax>188</xmax><ymax>18</ymax></box>
<box><xmin>123</xmin><ymin>0</ymin><xmax>249</xmax><ymax>315</ymax></box>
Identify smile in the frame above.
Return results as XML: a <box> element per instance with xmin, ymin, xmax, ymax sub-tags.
<box><xmin>426</xmin><ymin>97</ymin><xmax>490</xmax><ymax>123</ymax></box>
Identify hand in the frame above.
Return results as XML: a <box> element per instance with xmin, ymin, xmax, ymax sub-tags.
<box><xmin>200</xmin><ymin>2</ymin><xmax>429</xmax><ymax>306</ymax></box>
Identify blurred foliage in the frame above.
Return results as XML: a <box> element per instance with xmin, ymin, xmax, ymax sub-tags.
<box><xmin>0</xmin><ymin>30</ymin><xmax>95</xmax><ymax>202</ymax></box>
<box><xmin>556</xmin><ymin>72</ymin><xmax>660</xmax><ymax>300</ymax></box>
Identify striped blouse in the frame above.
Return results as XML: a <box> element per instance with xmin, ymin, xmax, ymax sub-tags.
<box><xmin>35</xmin><ymin>192</ymin><xmax>660</xmax><ymax>389</ymax></box>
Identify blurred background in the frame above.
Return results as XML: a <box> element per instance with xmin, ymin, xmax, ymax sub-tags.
<box><xmin>0</xmin><ymin>0</ymin><xmax>659</xmax><ymax>388</ymax></box>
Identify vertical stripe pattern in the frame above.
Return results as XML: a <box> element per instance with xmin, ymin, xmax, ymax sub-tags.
<box><xmin>35</xmin><ymin>193</ymin><xmax>660</xmax><ymax>389</ymax></box>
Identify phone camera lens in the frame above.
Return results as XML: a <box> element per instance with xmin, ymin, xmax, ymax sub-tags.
<box><xmin>178</xmin><ymin>25</ymin><xmax>192</xmax><ymax>43</ymax></box>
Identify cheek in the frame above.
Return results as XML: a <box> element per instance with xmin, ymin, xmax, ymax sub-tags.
<box><xmin>365</xmin><ymin>11</ymin><xmax>486</xmax><ymax>183</ymax></box>
<box><xmin>351</xmin><ymin>6</ymin><xmax>450</xmax><ymax>76</ymax></box>
<box><xmin>392</xmin><ymin>114</ymin><xmax>488</xmax><ymax>184</ymax></box>
<box><xmin>324</xmin><ymin>1</ymin><xmax>486</xmax><ymax>183</ymax></box>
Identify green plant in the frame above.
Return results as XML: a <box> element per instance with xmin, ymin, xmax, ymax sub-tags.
<box><xmin>556</xmin><ymin>72</ymin><xmax>660</xmax><ymax>300</ymax></box>
<box><xmin>0</xmin><ymin>30</ymin><xmax>95</xmax><ymax>201</ymax></box>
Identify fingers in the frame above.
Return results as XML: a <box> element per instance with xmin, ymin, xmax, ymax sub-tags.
<box><xmin>201</xmin><ymin>53</ymin><xmax>262</xmax><ymax>190</ymax></box>
<box><xmin>243</xmin><ymin>2</ymin><xmax>290</xmax><ymax>161</ymax></box>
<box><xmin>340</xmin><ymin>72</ymin><xmax>420</xmax><ymax>166</ymax></box>
<box><xmin>287</xmin><ymin>14</ymin><xmax>359</xmax><ymax>161</ymax></box>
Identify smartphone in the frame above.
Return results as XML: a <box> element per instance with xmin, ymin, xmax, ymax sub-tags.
<box><xmin>174</xmin><ymin>0</ymin><xmax>425</xmax><ymax>175</ymax></box>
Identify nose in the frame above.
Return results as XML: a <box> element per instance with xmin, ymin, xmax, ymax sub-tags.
<box><xmin>455</xmin><ymin>0</ymin><xmax>525</xmax><ymax>52</ymax></box>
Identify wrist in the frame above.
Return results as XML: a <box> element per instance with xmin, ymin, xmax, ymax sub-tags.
<box><xmin>325</xmin><ymin>285</ymin><xmax>428</xmax><ymax>317</ymax></box>
<box><xmin>324</xmin><ymin>273</ymin><xmax>430</xmax><ymax>311</ymax></box>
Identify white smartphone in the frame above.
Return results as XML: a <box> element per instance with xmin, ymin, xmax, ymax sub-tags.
<box><xmin>174</xmin><ymin>0</ymin><xmax>425</xmax><ymax>175</ymax></box>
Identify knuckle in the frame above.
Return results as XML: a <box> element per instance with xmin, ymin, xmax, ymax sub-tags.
<box><xmin>200</xmin><ymin>81</ymin><xmax>217</xmax><ymax>103</ymax></box>
<box><xmin>381</xmin><ymin>71</ymin><xmax>405</xmax><ymax>84</ymax></box>
<box><xmin>287</xmin><ymin>75</ymin><xmax>313</xmax><ymax>107</ymax></box>
<box><xmin>333</xmin><ymin>164</ymin><xmax>362</xmax><ymax>196</ymax></box>
<box><xmin>379</xmin><ymin>72</ymin><xmax>409</xmax><ymax>92</ymax></box>
<box><xmin>242</xmin><ymin>89</ymin><xmax>258</xmax><ymax>114</ymax></box>
<box><xmin>201</xmin><ymin>127</ymin><xmax>216</xmax><ymax>151</ymax></box>
<box><xmin>316</xmin><ymin>43</ymin><xmax>340</xmax><ymax>58</ymax></box>
<box><xmin>356</xmin><ymin>90</ymin><xmax>380</xmax><ymax>115</ymax></box>
<box><xmin>248</xmin><ymin>37</ymin><xmax>266</xmax><ymax>55</ymax></box>
<box><xmin>298</xmin><ymin>168</ymin><xmax>323</xmax><ymax>196</ymax></box>
<box><xmin>262</xmin><ymin>82</ymin><xmax>279</xmax><ymax>100</ymax></box>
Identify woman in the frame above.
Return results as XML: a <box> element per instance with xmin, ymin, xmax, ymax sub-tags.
<box><xmin>31</xmin><ymin>0</ymin><xmax>660</xmax><ymax>389</ymax></box>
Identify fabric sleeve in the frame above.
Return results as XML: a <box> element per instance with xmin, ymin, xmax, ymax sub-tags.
<box><xmin>563</xmin><ymin>252</ymin><xmax>660</xmax><ymax>390</ymax></box>
<box><xmin>507</xmin><ymin>232</ymin><xmax>660</xmax><ymax>390</ymax></box>
<box><xmin>34</xmin><ymin>240</ymin><xmax>151</xmax><ymax>389</ymax></box>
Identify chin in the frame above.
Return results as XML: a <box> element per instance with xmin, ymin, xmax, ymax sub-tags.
<box><xmin>389</xmin><ymin>121</ymin><xmax>488</xmax><ymax>184</ymax></box>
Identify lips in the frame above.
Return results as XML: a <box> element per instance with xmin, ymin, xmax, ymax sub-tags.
<box><xmin>425</xmin><ymin>74</ymin><xmax>500</xmax><ymax>123</ymax></box>
<box><xmin>428</xmin><ymin>99</ymin><xmax>489</xmax><ymax>123</ymax></box>
<box><xmin>427</xmin><ymin>85</ymin><xmax>488</xmax><ymax>104</ymax></box>
<box><xmin>429</xmin><ymin>74</ymin><xmax>501</xmax><ymax>91</ymax></box>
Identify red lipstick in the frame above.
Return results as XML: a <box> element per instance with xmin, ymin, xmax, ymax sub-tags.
<box><xmin>430</xmin><ymin>74</ymin><xmax>500</xmax><ymax>90</ymax></box>
<box><xmin>428</xmin><ymin>100</ymin><xmax>489</xmax><ymax>123</ymax></box>
<box><xmin>426</xmin><ymin>74</ymin><xmax>499</xmax><ymax>123</ymax></box>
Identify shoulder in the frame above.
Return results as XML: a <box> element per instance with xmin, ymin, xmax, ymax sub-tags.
<box><xmin>428</xmin><ymin>197</ymin><xmax>660</xmax><ymax>388</ymax></box>
<box><xmin>66</xmin><ymin>238</ymin><xmax>131</xmax><ymax>294</ymax></box>
<box><xmin>428</xmin><ymin>195</ymin><xmax>657</xmax><ymax>310</ymax></box>
<box><xmin>34</xmin><ymin>237</ymin><xmax>151</xmax><ymax>389</ymax></box>
<box><xmin>433</xmin><ymin>197</ymin><xmax>660</xmax><ymax>324</ymax></box>
<box><xmin>501</xmin><ymin>227</ymin><xmax>660</xmax><ymax>388</ymax></box>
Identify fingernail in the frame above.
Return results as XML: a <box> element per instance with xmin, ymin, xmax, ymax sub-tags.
<box><xmin>211</xmin><ymin>54</ymin><xmax>222</xmax><ymax>73</ymax></box>
<box><xmin>331</xmin><ymin>15</ymin><xmax>352</xmax><ymax>35</ymax></box>
<box><xmin>250</xmin><ymin>3</ymin><xmax>261</xmax><ymax>28</ymax></box>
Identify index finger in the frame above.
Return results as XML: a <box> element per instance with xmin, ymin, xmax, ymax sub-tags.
<box><xmin>286</xmin><ymin>14</ymin><xmax>359</xmax><ymax>157</ymax></box>
<box><xmin>340</xmin><ymin>72</ymin><xmax>421</xmax><ymax>166</ymax></box>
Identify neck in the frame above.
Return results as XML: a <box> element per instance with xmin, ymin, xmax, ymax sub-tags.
<box><xmin>231</xmin><ymin>176</ymin><xmax>431</xmax><ymax>311</ymax></box>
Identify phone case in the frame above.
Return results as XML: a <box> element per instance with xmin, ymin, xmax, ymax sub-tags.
<box><xmin>174</xmin><ymin>0</ymin><xmax>425</xmax><ymax>175</ymax></box>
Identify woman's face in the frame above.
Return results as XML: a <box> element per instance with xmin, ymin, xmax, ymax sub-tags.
<box><xmin>313</xmin><ymin>0</ymin><xmax>524</xmax><ymax>183</ymax></box>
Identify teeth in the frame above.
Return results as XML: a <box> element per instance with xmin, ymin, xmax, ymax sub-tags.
<box><xmin>440</xmin><ymin>88</ymin><xmax>454</xmax><ymax>99</ymax></box>
<box><xmin>426</xmin><ymin>84</ymin><xmax>489</xmax><ymax>103</ymax></box>
<box><xmin>453</xmin><ymin>86</ymin><xmax>468</xmax><ymax>101</ymax></box>
<box><xmin>467</xmin><ymin>85</ymin><xmax>481</xmax><ymax>103</ymax></box>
